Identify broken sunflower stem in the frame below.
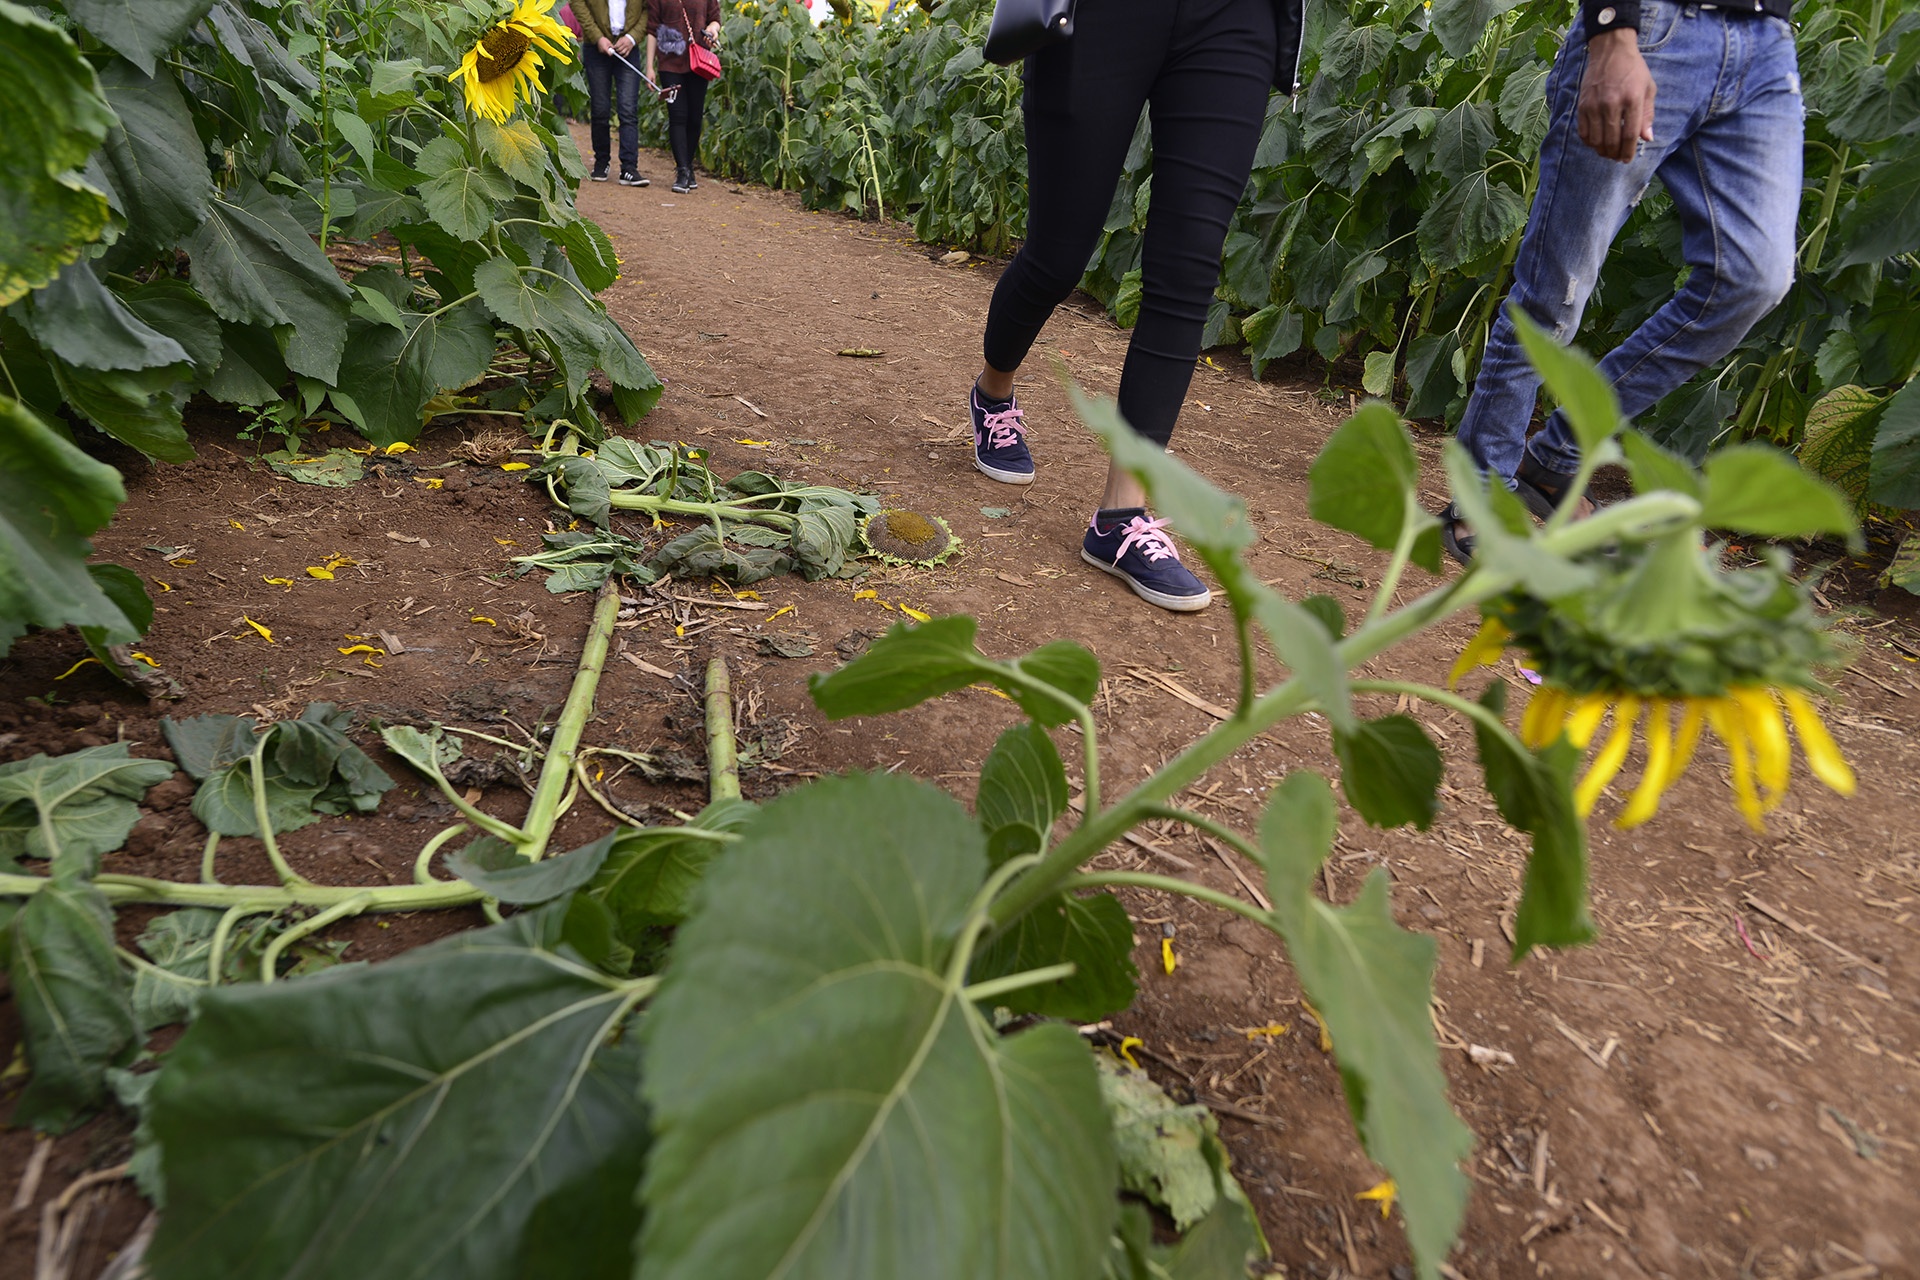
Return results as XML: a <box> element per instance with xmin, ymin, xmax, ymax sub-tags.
<box><xmin>518</xmin><ymin>581</ymin><xmax>622</xmax><ymax>861</ymax></box>
<box><xmin>706</xmin><ymin>657</ymin><xmax>741</xmax><ymax>803</ymax></box>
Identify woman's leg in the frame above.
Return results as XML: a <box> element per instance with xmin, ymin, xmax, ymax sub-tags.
<box><xmin>979</xmin><ymin>1</ymin><xmax>1167</xmax><ymax>394</ymax></box>
<box><xmin>682</xmin><ymin>76</ymin><xmax>709</xmax><ymax>171</ymax></box>
<box><xmin>665</xmin><ymin>72</ymin><xmax>693</xmax><ymax>172</ymax></box>
<box><xmin>1120</xmin><ymin>0</ymin><xmax>1276</xmax><ymax>452</ymax></box>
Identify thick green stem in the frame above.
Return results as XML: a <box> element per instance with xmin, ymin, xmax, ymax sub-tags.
<box><xmin>413</xmin><ymin>823</ymin><xmax>469</xmax><ymax>885</ymax></box>
<box><xmin>0</xmin><ymin>872</ymin><xmax>485</xmax><ymax>913</ymax></box>
<box><xmin>706</xmin><ymin>657</ymin><xmax>741</xmax><ymax>803</ymax></box>
<box><xmin>1144</xmin><ymin>805</ymin><xmax>1265</xmax><ymax>865</ymax></box>
<box><xmin>251</xmin><ymin>745</ymin><xmax>313</xmax><ymax>888</ymax></box>
<box><xmin>199</xmin><ymin>831</ymin><xmax>222</xmax><ymax>885</ymax></box>
<box><xmin>520</xmin><ymin>582</ymin><xmax>622</xmax><ymax>861</ymax></box>
<box><xmin>963</xmin><ymin>963</ymin><xmax>1077</xmax><ymax>1003</ymax></box>
<box><xmin>607</xmin><ymin>491</ymin><xmax>802</xmax><ymax>527</ymax></box>
<box><xmin>1367</xmin><ymin>491</ymin><xmax>1425</xmax><ymax>625</ymax></box>
<box><xmin>1350</xmin><ymin>679</ymin><xmax>1516</xmax><ymax>742</ymax></box>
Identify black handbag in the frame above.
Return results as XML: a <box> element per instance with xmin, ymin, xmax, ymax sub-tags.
<box><xmin>982</xmin><ymin>0</ymin><xmax>1076</xmax><ymax>65</ymax></box>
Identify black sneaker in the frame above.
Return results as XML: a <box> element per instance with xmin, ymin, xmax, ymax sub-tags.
<box><xmin>687</xmin><ymin>169</ymin><xmax>699</xmax><ymax>189</ymax></box>
<box><xmin>1081</xmin><ymin>509</ymin><xmax>1212</xmax><ymax>612</ymax></box>
<box><xmin>619</xmin><ymin>170</ymin><xmax>649</xmax><ymax>187</ymax></box>
<box><xmin>970</xmin><ymin>384</ymin><xmax>1034</xmax><ymax>485</ymax></box>
<box><xmin>671</xmin><ymin>168</ymin><xmax>692</xmax><ymax>194</ymax></box>
<box><xmin>590</xmin><ymin>163</ymin><xmax>609</xmax><ymax>182</ymax></box>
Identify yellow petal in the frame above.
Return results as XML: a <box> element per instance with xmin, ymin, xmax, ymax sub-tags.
<box><xmin>1564</xmin><ymin>694</ymin><xmax>1612</xmax><ymax>750</ymax></box>
<box><xmin>1668</xmin><ymin>699</ymin><xmax>1706</xmax><ymax>788</ymax></box>
<box><xmin>471</xmin><ymin>615</ymin><xmax>497</xmax><ymax>626</ymax></box>
<box><xmin>1242</xmin><ymin>1023</ymin><xmax>1289</xmax><ymax>1040</ymax></box>
<box><xmin>1706</xmin><ymin>699</ymin><xmax>1765</xmax><ymax>832</ymax></box>
<box><xmin>228</xmin><ymin>519</ymin><xmax>245</xmax><ymax>530</ymax></box>
<box><xmin>55</xmin><ymin>656</ymin><xmax>100</xmax><ymax>680</ymax></box>
<box><xmin>1303</xmin><ymin>1001</ymin><xmax>1332</xmax><ymax>1052</ymax></box>
<box><xmin>1161</xmin><ymin>937</ymin><xmax>1177</xmax><ymax>975</ymax></box>
<box><xmin>263</xmin><ymin>576</ymin><xmax>293</xmax><ymax>587</ymax></box>
<box><xmin>1779</xmin><ymin>687</ymin><xmax>1856</xmax><ymax>795</ymax></box>
<box><xmin>337</xmin><ymin>644</ymin><xmax>386</xmax><ymax>656</ymax></box>
<box><xmin>1520</xmin><ymin>687</ymin><xmax>1566</xmax><ymax>749</ymax></box>
<box><xmin>1357</xmin><ymin>1179</ymin><xmax>1397</xmax><ymax>1219</ymax></box>
<box><xmin>1615</xmin><ymin>698</ymin><xmax>1672</xmax><ymax>829</ymax></box>
<box><xmin>500</xmin><ymin>462</ymin><xmax>530</xmax><ymax>472</ymax></box>
<box><xmin>128</xmin><ymin>652</ymin><xmax>158</xmax><ymax>667</ymax></box>
<box><xmin>853</xmin><ymin>589</ymin><xmax>878</xmax><ymax>601</ymax></box>
<box><xmin>1447</xmin><ymin>617</ymin><xmax>1509</xmax><ymax>689</ymax></box>
<box><xmin>1116</xmin><ymin>1036</ymin><xmax>1143</xmax><ymax>1070</ymax></box>
<box><xmin>243</xmin><ymin>616</ymin><xmax>273</xmax><ymax>643</ymax></box>
<box><xmin>383</xmin><ymin>442</ymin><xmax>413</xmax><ymax>455</ymax></box>
<box><xmin>415</xmin><ymin>476</ymin><xmax>445</xmax><ymax>490</ymax></box>
<box><xmin>767</xmin><ymin>604</ymin><xmax>795</xmax><ymax>621</ymax></box>
<box><xmin>1732</xmin><ymin>687</ymin><xmax>1791</xmax><ymax>805</ymax></box>
<box><xmin>306</xmin><ymin>566</ymin><xmax>334</xmax><ymax>580</ymax></box>
<box><xmin>1574</xmin><ymin>696</ymin><xmax>1640</xmax><ymax>817</ymax></box>
<box><xmin>900</xmin><ymin>605</ymin><xmax>931</xmax><ymax>623</ymax></box>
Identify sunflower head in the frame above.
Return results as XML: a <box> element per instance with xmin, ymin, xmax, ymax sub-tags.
<box><xmin>861</xmin><ymin>509</ymin><xmax>959</xmax><ymax>567</ymax></box>
<box><xmin>452</xmin><ymin>0</ymin><xmax>576</xmax><ymax>123</ymax></box>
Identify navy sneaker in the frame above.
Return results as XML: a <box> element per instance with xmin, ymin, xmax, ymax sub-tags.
<box><xmin>591</xmin><ymin>162</ymin><xmax>610</xmax><ymax>182</ymax></box>
<box><xmin>971</xmin><ymin>385</ymin><xmax>1034</xmax><ymax>485</ymax></box>
<box><xmin>1081</xmin><ymin>508</ymin><xmax>1212</xmax><ymax>612</ymax></box>
<box><xmin>619</xmin><ymin>169</ymin><xmax>650</xmax><ymax>187</ymax></box>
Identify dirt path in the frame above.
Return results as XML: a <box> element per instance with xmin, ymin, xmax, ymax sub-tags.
<box><xmin>2</xmin><ymin>137</ymin><xmax>1916</xmax><ymax>1279</ymax></box>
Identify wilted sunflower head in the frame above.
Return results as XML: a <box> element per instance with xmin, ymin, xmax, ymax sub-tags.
<box><xmin>861</xmin><ymin>509</ymin><xmax>959</xmax><ymax>567</ymax></box>
<box><xmin>452</xmin><ymin>0</ymin><xmax>575</xmax><ymax>123</ymax></box>
<box><xmin>1453</xmin><ymin>533</ymin><xmax>1855</xmax><ymax>832</ymax></box>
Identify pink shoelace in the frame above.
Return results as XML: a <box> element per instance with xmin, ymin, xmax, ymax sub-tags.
<box><xmin>979</xmin><ymin>404</ymin><xmax>1026</xmax><ymax>450</ymax></box>
<box><xmin>1106</xmin><ymin>515</ymin><xmax>1180</xmax><ymax>564</ymax></box>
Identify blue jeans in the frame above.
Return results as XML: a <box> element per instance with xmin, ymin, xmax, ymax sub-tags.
<box><xmin>584</xmin><ymin>43</ymin><xmax>640</xmax><ymax>173</ymax></box>
<box><xmin>1456</xmin><ymin>2</ymin><xmax>1802</xmax><ymax>483</ymax></box>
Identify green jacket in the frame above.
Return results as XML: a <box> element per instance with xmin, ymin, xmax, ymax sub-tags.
<box><xmin>574</xmin><ymin>0</ymin><xmax>643</xmax><ymax>44</ymax></box>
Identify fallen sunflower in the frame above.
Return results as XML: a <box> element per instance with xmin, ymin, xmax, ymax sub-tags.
<box><xmin>452</xmin><ymin>0</ymin><xmax>574</xmax><ymax>123</ymax></box>
<box><xmin>860</xmin><ymin>509</ymin><xmax>960</xmax><ymax>567</ymax></box>
<box><xmin>1452</xmin><ymin>532</ymin><xmax>1855</xmax><ymax>831</ymax></box>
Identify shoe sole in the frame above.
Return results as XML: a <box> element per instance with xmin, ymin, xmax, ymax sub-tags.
<box><xmin>620</xmin><ymin>179</ymin><xmax>650</xmax><ymax>187</ymax></box>
<box><xmin>1080</xmin><ymin>549</ymin><xmax>1212</xmax><ymax>612</ymax></box>
<box><xmin>974</xmin><ymin>455</ymin><xmax>1034</xmax><ymax>485</ymax></box>
<box><xmin>591</xmin><ymin>174</ymin><xmax>609</xmax><ymax>182</ymax></box>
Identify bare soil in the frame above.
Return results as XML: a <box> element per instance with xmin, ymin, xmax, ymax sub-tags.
<box><xmin>3</xmin><ymin>135</ymin><xmax>1917</xmax><ymax>1279</ymax></box>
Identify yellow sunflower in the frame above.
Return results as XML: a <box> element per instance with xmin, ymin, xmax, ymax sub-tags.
<box><xmin>452</xmin><ymin>0</ymin><xmax>575</xmax><ymax>123</ymax></box>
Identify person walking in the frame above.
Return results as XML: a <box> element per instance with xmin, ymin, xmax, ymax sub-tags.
<box><xmin>577</xmin><ymin>0</ymin><xmax>651</xmax><ymax>186</ymax></box>
<box><xmin>1440</xmin><ymin>0</ymin><xmax>1801</xmax><ymax>561</ymax></box>
<box><xmin>646</xmin><ymin>0</ymin><xmax>722</xmax><ymax>194</ymax></box>
<box><xmin>968</xmin><ymin>0</ymin><xmax>1306</xmax><ymax>613</ymax></box>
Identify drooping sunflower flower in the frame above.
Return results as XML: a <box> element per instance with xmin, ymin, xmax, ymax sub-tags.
<box><xmin>860</xmin><ymin>509</ymin><xmax>960</xmax><ymax>567</ymax></box>
<box><xmin>452</xmin><ymin>0</ymin><xmax>575</xmax><ymax>124</ymax></box>
<box><xmin>1455</xmin><ymin>532</ymin><xmax>1855</xmax><ymax>832</ymax></box>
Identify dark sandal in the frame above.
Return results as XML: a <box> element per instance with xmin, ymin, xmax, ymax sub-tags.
<box><xmin>1439</xmin><ymin>501</ymin><xmax>1475</xmax><ymax>566</ymax></box>
<box><xmin>1514</xmin><ymin>452</ymin><xmax>1578</xmax><ymax>521</ymax></box>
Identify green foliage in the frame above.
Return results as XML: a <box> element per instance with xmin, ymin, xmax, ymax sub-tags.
<box><xmin>7</xmin><ymin>878</ymin><xmax>139</xmax><ymax>1131</ymax></box>
<box><xmin>162</xmin><ymin>704</ymin><xmax>393</xmax><ymax>838</ymax></box>
<box><xmin>147</xmin><ymin>914</ymin><xmax>653</xmax><ymax>1280</ymax></box>
<box><xmin>0</xmin><ymin>743</ymin><xmax>174</xmax><ymax>873</ymax></box>
<box><xmin>639</xmin><ymin>772</ymin><xmax>1119</xmax><ymax>1280</ymax></box>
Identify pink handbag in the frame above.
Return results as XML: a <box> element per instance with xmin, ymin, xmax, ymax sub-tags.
<box><xmin>684</xmin><ymin>2</ymin><xmax>721</xmax><ymax>79</ymax></box>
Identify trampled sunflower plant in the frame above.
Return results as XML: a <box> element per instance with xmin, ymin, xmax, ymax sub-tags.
<box><xmin>452</xmin><ymin>0</ymin><xmax>577</xmax><ymax>123</ymax></box>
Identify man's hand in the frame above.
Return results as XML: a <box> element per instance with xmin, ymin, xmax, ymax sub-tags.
<box><xmin>1577</xmin><ymin>29</ymin><xmax>1656</xmax><ymax>163</ymax></box>
<box><xmin>597</xmin><ymin>35</ymin><xmax>614</xmax><ymax>53</ymax></box>
<box><xmin>613</xmin><ymin>33</ymin><xmax>637</xmax><ymax>56</ymax></box>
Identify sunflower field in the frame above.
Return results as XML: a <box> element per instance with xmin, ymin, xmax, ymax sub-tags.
<box><xmin>3</xmin><ymin>0</ymin><xmax>658</xmax><ymax>662</ymax></box>
<box><xmin>693</xmin><ymin>0</ymin><xmax>1919</xmax><ymax>562</ymax></box>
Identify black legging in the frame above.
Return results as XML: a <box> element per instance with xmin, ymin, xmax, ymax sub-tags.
<box><xmin>983</xmin><ymin>0</ymin><xmax>1276</xmax><ymax>447</ymax></box>
<box><xmin>664</xmin><ymin>71</ymin><xmax>708</xmax><ymax>172</ymax></box>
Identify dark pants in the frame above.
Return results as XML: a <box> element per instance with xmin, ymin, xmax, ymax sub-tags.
<box><xmin>664</xmin><ymin>71</ymin><xmax>709</xmax><ymax>173</ymax></box>
<box><xmin>584</xmin><ymin>44</ymin><xmax>640</xmax><ymax>172</ymax></box>
<box><xmin>983</xmin><ymin>0</ymin><xmax>1275</xmax><ymax>446</ymax></box>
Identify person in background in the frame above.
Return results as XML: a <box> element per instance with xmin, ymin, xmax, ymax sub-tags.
<box><xmin>646</xmin><ymin>0</ymin><xmax>722</xmax><ymax>194</ymax></box>
<box><xmin>554</xmin><ymin>3</ymin><xmax>581</xmax><ymax>122</ymax></box>
<box><xmin>577</xmin><ymin>0</ymin><xmax>651</xmax><ymax>186</ymax></box>
<box><xmin>1439</xmin><ymin>0</ymin><xmax>1801</xmax><ymax>561</ymax></box>
<box><xmin>966</xmin><ymin>0</ymin><xmax>1307</xmax><ymax>613</ymax></box>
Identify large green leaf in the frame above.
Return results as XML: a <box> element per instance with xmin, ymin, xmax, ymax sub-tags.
<box><xmin>810</xmin><ymin>615</ymin><xmax>1098</xmax><ymax>727</ymax></box>
<box><xmin>975</xmin><ymin>721</ymin><xmax>1070</xmax><ymax>864</ymax></box>
<box><xmin>21</xmin><ymin>258</ymin><xmax>190</xmax><ymax>371</ymax></box>
<box><xmin>969</xmin><ymin>889</ymin><xmax>1137</xmax><ymax>1023</ymax></box>
<box><xmin>0</xmin><ymin>2</ymin><xmax>114</xmax><ymax>306</ymax></box>
<box><xmin>1698</xmin><ymin>443</ymin><xmax>1859</xmax><ymax>542</ymax></box>
<box><xmin>446</xmin><ymin>830</ymin><xmax>617</xmax><ymax>905</ymax></box>
<box><xmin>116</xmin><ymin>276</ymin><xmax>223</xmax><ymax>375</ymax></box>
<box><xmin>1471</xmin><ymin>682</ymin><xmax>1593</xmax><ymax>958</ymax></box>
<box><xmin>9</xmin><ymin>879</ymin><xmax>140</xmax><ymax>1131</ymax></box>
<box><xmin>1066</xmin><ymin>383</ymin><xmax>1255</xmax><ymax>559</ymax></box>
<box><xmin>163</xmin><ymin>706</ymin><xmax>392</xmax><ymax>838</ymax></box>
<box><xmin>1416</xmin><ymin>170</ymin><xmax>1526</xmax><ymax>273</ymax></box>
<box><xmin>474</xmin><ymin>256</ymin><xmax>611</xmax><ymax>398</ymax></box>
<box><xmin>0</xmin><ymin>396</ymin><xmax>147</xmax><ymax>651</ymax></box>
<box><xmin>1333</xmin><ymin>714</ymin><xmax>1443</xmax><ymax>831</ymax></box>
<box><xmin>1868</xmin><ymin>379</ymin><xmax>1920</xmax><ymax>509</ymax></box>
<box><xmin>640</xmin><ymin>772</ymin><xmax>1118</xmax><ymax>1280</ymax></box>
<box><xmin>1829</xmin><ymin>151</ymin><xmax>1920</xmax><ymax>269</ymax></box>
<box><xmin>1509</xmin><ymin>307</ymin><xmax>1621</xmax><ymax>455</ymax></box>
<box><xmin>589</xmin><ymin>799</ymin><xmax>757</xmax><ymax>930</ymax></box>
<box><xmin>1308</xmin><ymin>402</ymin><xmax>1441</xmax><ymax>571</ymax></box>
<box><xmin>96</xmin><ymin>59</ymin><xmax>214</xmax><ymax>247</ymax></box>
<box><xmin>49</xmin><ymin>353</ymin><xmax>194</xmax><ymax>460</ymax></box>
<box><xmin>148</xmin><ymin>920</ymin><xmax>652</xmax><ymax>1280</ymax></box>
<box><xmin>477</xmin><ymin>118</ymin><xmax>551</xmax><ymax>189</ymax></box>
<box><xmin>0</xmin><ymin>743</ymin><xmax>173</xmax><ymax>874</ymax></box>
<box><xmin>333</xmin><ymin>297</ymin><xmax>496</xmax><ymax>447</ymax></box>
<box><xmin>1798</xmin><ymin>384</ymin><xmax>1883</xmax><ymax>510</ymax></box>
<box><xmin>1254</xmin><ymin>771</ymin><xmax>1471</xmax><ymax>1280</ymax></box>
<box><xmin>183</xmin><ymin>182</ymin><xmax>352</xmax><ymax>383</ymax></box>
<box><xmin>61</xmin><ymin>0</ymin><xmax>215</xmax><ymax>76</ymax></box>
<box><xmin>1429</xmin><ymin>0</ymin><xmax>1520</xmax><ymax>60</ymax></box>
